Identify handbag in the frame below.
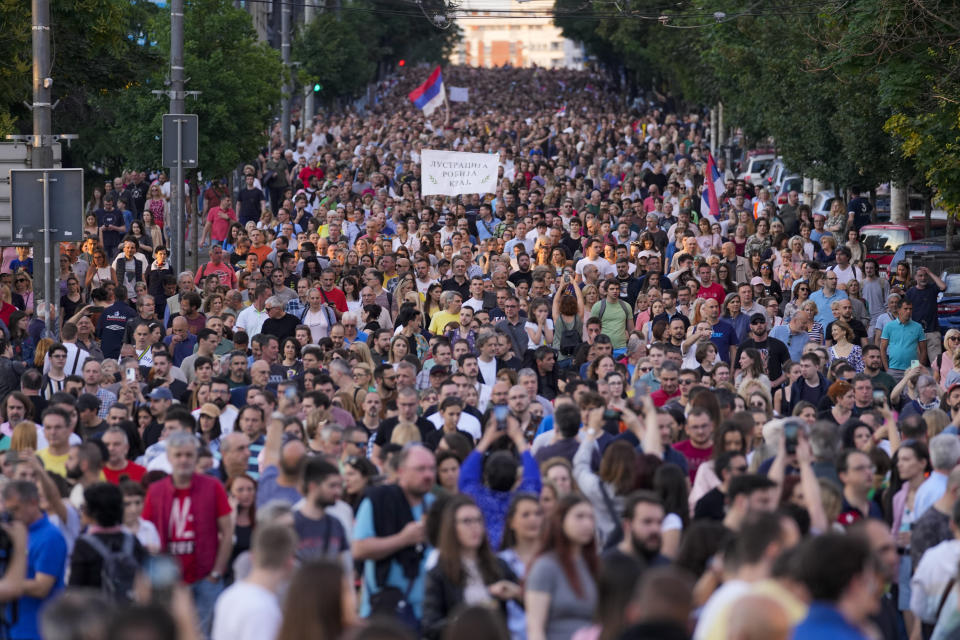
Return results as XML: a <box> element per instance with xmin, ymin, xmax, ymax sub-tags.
<box><xmin>368</xmin><ymin>566</ymin><xmax>420</xmax><ymax>631</ymax></box>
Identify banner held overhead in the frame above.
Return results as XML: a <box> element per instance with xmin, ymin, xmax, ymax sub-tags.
<box><xmin>421</xmin><ymin>150</ymin><xmax>500</xmax><ymax>197</ymax></box>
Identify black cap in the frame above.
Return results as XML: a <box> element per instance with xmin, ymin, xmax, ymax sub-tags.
<box><xmin>749</xmin><ymin>313</ymin><xmax>767</xmax><ymax>324</ymax></box>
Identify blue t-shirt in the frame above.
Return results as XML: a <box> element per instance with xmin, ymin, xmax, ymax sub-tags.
<box><xmin>354</xmin><ymin>493</ymin><xmax>435</xmax><ymax>619</ymax></box>
<box><xmin>880</xmin><ymin>319</ymin><xmax>926</xmax><ymax>369</ymax></box>
<box><xmin>96</xmin><ymin>301</ymin><xmax>137</xmax><ymax>360</ymax></box>
<box><xmin>709</xmin><ymin>319</ymin><xmax>739</xmax><ymax>363</ymax></box>
<box><xmin>256</xmin><ymin>464</ymin><xmax>302</xmax><ymax>507</ymax></box>
<box><xmin>809</xmin><ymin>289</ymin><xmax>848</xmax><ymax>326</ymax></box>
<box><xmin>11</xmin><ymin>515</ymin><xmax>67</xmax><ymax>640</ymax></box>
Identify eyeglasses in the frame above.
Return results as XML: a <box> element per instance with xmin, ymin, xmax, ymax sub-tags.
<box><xmin>640</xmin><ymin>366</ymin><xmax>652</xmax><ymax>372</ymax></box>
<box><xmin>949</xmin><ymin>337</ymin><xmax>960</xmax><ymax>342</ymax></box>
<box><xmin>678</xmin><ymin>379</ymin><xmax>695</xmax><ymax>386</ymax></box>
<box><xmin>349</xmin><ymin>440</ymin><xmax>367</xmax><ymax>447</ymax></box>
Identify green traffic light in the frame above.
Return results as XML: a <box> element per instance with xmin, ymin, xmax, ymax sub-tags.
<box><xmin>313</xmin><ymin>83</ymin><xmax>322</xmax><ymax>92</ymax></box>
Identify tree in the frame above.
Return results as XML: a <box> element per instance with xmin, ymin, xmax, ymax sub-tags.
<box><xmin>294</xmin><ymin>0</ymin><xmax>461</xmax><ymax>104</ymax></box>
<box><xmin>95</xmin><ymin>0</ymin><xmax>283</xmax><ymax>177</ymax></box>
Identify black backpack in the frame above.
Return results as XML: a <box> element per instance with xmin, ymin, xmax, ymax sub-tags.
<box><xmin>81</xmin><ymin>532</ymin><xmax>139</xmax><ymax>603</ymax></box>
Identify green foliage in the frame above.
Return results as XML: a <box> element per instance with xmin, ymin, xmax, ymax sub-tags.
<box><xmin>294</xmin><ymin>0</ymin><xmax>461</xmax><ymax>103</ymax></box>
<box><xmin>95</xmin><ymin>0</ymin><xmax>283</xmax><ymax>177</ymax></box>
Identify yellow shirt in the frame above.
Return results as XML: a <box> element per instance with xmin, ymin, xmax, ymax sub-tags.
<box><xmin>37</xmin><ymin>448</ymin><xmax>69</xmax><ymax>478</ymax></box>
<box><xmin>428</xmin><ymin>310</ymin><xmax>460</xmax><ymax>335</ymax></box>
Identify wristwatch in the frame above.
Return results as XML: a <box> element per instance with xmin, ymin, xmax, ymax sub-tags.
<box><xmin>209</xmin><ymin>570</ymin><xmax>222</xmax><ymax>580</ymax></box>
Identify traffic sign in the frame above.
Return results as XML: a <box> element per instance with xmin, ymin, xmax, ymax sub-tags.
<box><xmin>162</xmin><ymin>114</ymin><xmax>199</xmax><ymax>168</ymax></box>
<box><xmin>9</xmin><ymin>168</ymin><xmax>83</xmax><ymax>243</ymax></box>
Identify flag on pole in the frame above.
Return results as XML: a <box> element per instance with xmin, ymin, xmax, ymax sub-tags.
<box><xmin>408</xmin><ymin>66</ymin><xmax>446</xmax><ymax>116</ymax></box>
<box><xmin>700</xmin><ymin>153</ymin><xmax>725</xmax><ymax>223</ymax></box>
<box><xmin>556</xmin><ymin>104</ymin><xmax>567</xmax><ymax>117</ymax></box>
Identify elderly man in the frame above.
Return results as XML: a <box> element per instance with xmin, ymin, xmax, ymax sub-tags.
<box><xmin>260</xmin><ymin>296</ymin><xmax>298</xmax><ymax>341</ymax></box>
<box><xmin>769</xmin><ymin>311</ymin><xmax>811</xmax><ymax>362</ymax></box>
<box><xmin>143</xmin><ymin>431</ymin><xmax>233</xmax><ymax>635</ymax></box>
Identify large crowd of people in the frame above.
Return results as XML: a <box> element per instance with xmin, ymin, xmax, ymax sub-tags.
<box><xmin>0</xmin><ymin>64</ymin><xmax>953</xmax><ymax>640</ymax></box>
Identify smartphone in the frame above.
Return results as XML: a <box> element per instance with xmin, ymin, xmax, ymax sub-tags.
<box><xmin>493</xmin><ymin>404</ymin><xmax>510</xmax><ymax>431</ymax></box>
<box><xmin>125</xmin><ymin>367</ymin><xmax>136</xmax><ymax>383</ymax></box>
<box><xmin>783</xmin><ymin>422</ymin><xmax>799</xmax><ymax>454</ymax></box>
<box><xmin>283</xmin><ymin>385</ymin><xmax>297</xmax><ymax>400</ymax></box>
<box><xmin>145</xmin><ymin>554</ymin><xmax>181</xmax><ymax>606</ymax></box>
<box><xmin>910</xmin><ymin>359</ymin><xmax>920</xmax><ymax>369</ymax></box>
<box><xmin>602</xmin><ymin>408</ymin><xmax>622</xmax><ymax>435</ymax></box>
<box><xmin>873</xmin><ymin>389</ymin><xmax>887</xmax><ymax>408</ymax></box>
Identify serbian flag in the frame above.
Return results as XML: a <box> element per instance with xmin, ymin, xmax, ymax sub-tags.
<box><xmin>408</xmin><ymin>66</ymin><xmax>445</xmax><ymax>116</ymax></box>
<box><xmin>556</xmin><ymin>104</ymin><xmax>567</xmax><ymax>117</ymax></box>
<box><xmin>699</xmin><ymin>153</ymin><xmax>725</xmax><ymax>223</ymax></box>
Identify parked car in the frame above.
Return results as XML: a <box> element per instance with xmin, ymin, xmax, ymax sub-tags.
<box><xmin>765</xmin><ymin>158</ymin><xmax>789</xmax><ymax>189</ymax></box>
<box><xmin>737</xmin><ymin>153</ymin><xmax>776</xmax><ymax>187</ymax></box>
<box><xmin>810</xmin><ymin>190</ymin><xmax>836</xmax><ymax>217</ymax></box>
<box><xmin>775</xmin><ymin>174</ymin><xmax>803</xmax><ymax>205</ymax></box>
<box><xmin>938</xmin><ymin>272</ymin><xmax>960</xmax><ymax>332</ymax></box>
<box><xmin>890</xmin><ymin>240</ymin><xmax>946</xmax><ymax>271</ymax></box>
<box><xmin>861</xmin><ymin>221</ymin><xmax>948</xmax><ymax>274</ymax></box>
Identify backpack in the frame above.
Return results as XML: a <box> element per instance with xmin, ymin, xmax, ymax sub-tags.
<box><xmin>556</xmin><ymin>314</ymin><xmax>582</xmax><ymax>357</ymax></box>
<box><xmin>597</xmin><ymin>298</ymin><xmax>634</xmax><ymax>335</ymax></box>
<box><xmin>81</xmin><ymin>532</ymin><xmax>139</xmax><ymax>603</ymax></box>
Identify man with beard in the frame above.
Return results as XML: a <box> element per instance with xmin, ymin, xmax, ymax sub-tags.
<box><xmin>353</xmin><ymin>445</ymin><xmax>437</xmax><ymax>622</ymax></box>
<box><xmin>735</xmin><ymin>314</ymin><xmax>790</xmax><ymax>387</ymax></box>
<box><xmin>603</xmin><ymin>491</ymin><xmax>669</xmax><ymax>567</ymax></box>
<box><xmin>292</xmin><ymin>458</ymin><xmax>350</xmax><ymax>570</ymax></box>
<box><xmin>65</xmin><ymin>443</ymin><xmax>103</xmax><ymax>508</ymax></box>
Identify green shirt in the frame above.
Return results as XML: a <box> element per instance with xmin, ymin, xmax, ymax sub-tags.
<box><xmin>591</xmin><ymin>298</ymin><xmax>630</xmax><ymax>350</ymax></box>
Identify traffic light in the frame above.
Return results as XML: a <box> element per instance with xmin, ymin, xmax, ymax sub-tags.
<box><xmin>398</xmin><ymin>59</ymin><xmax>405</xmax><ymax>67</ymax></box>
<box><xmin>313</xmin><ymin>83</ymin><xmax>322</xmax><ymax>92</ymax></box>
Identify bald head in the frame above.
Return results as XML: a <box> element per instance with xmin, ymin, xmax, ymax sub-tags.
<box><xmin>172</xmin><ymin>316</ymin><xmax>188</xmax><ymax>330</ymax></box>
<box><xmin>726</xmin><ymin>595</ymin><xmax>790</xmax><ymax>640</ymax></box>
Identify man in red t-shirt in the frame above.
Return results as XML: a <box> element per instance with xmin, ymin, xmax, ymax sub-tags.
<box><xmin>672</xmin><ymin>407</ymin><xmax>715</xmax><ymax>483</ymax></box>
<box><xmin>202</xmin><ymin>194</ymin><xmax>237</xmax><ymax>246</ymax></box>
<box><xmin>650</xmin><ymin>362</ymin><xmax>681</xmax><ymax>408</ymax></box>
<box><xmin>144</xmin><ymin>429</ymin><xmax>232</xmax><ymax>635</ymax></box>
<box><xmin>318</xmin><ymin>269</ymin><xmax>348</xmax><ymax>315</ymax></box>
<box><xmin>696</xmin><ymin>264</ymin><xmax>727</xmax><ymax>305</ymax></box>
<box><xmin>194</xmin><ymin>245</ymin><xmax>238</xmax><ymax>289</ymax></box>
<box><xmin>101</xmin><ymin>426</ymin><xmax>146</xmax><ymax>484</ymax></box>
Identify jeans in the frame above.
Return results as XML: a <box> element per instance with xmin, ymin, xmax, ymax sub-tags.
<box><xmin>192</xmin><ymin>577</ymin><xmax>224</xmax><ymax>639</ymax></box>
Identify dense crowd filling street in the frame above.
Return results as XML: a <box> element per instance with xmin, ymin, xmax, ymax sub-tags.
<box><xmin>0</xmin><ymin>64</ymin><xmax>952</xmax><ymax>640</ymax></box>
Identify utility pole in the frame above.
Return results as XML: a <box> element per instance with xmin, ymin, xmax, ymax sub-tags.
<box><xmin>32</xmin><ymin>0</ymin><xmax>55</xmax><ymax>336</ymax></box>
<box><xmin>281</xmin><ymin>0</ymin><xmax>291</xmax><ymax>147</ymax></box>
<box><xmin>170</xmin><ymin>0</ymin><xmax>186</xmax><ymax>273</ymax></box>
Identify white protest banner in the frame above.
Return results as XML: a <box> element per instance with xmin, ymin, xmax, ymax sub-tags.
<box><xmin>421</xmin><ymin>149</ymin><xmax>500</xmax><ymax>196</ymax></box>
<box><xmin>448</xmin><ymin>86</ymin><xmax>469</xmax><ymax>103</ymax></box>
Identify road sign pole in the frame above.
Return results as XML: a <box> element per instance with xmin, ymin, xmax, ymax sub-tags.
<box><xmin>175</xmin><ymin>118</ymin><xmax>184</xmax><ymax>273</ymax></box>
<box><xmin>39</xmin><ymin>172</ymin><xmax>56</xmax><ymax>335</ymax></box>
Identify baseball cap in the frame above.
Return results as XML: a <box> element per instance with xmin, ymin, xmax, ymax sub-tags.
<box><xmin>148</xmin><ymin>387</ymin><xmax>173</xmax><ymax>401</ymax></box>
<box><xmin>749</xmin><ymin>313</ymin><xmax>767</xmax><ymax>325</ymax></box>
<box><xmin>750</xmin><ymin>276</ymin><xmax>764</xmax><ymax>286</ymax></box>
<box><xmin>200</xmin><ymin>403</ymin><xmax>221</xmax><ymax>418</ymax></box>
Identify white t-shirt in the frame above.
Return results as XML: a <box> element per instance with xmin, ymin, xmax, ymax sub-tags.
<box><xmin>427</xmin><ymin>411</ymin><xmax>481</xmax><ymax>440</ymax></box>
<box><xmin>477</xmin><ymin>357</ymin><xmax>497</xmax><ymax>386</ymax></box>
<box><xmin>212</xmin><ymin>582</ymin><xmax>283</xmax><ymax>640</ymax></box>
<box><xmin>575</xmin><ymin>256</ymin><xmax>615</xmax><ymax>278</ymax></box>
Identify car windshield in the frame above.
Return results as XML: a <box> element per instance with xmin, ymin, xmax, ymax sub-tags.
<box><xmin>783</xmin><ymin>178</ymin><xmax>802</xmax><ymax>192</ymax></box>
<box><xmin>751</xmin><ymin>158</ymin><xmax>774</xmax><ymax>173</ymax></box>
<box><xmin>862</xmin><ymin>229</ymin><xmax>910</xmax><ymax>252</ymax></box>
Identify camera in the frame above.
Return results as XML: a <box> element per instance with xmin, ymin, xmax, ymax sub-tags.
<box><xmin>782</xmin><ymin>418</ymin><xmax>807</xmax><ymax>455</ymax></box>
<box><xmin>602</xmin><ymin>409</ymin><xmax>622</xmax><ymax>435</ymax></box>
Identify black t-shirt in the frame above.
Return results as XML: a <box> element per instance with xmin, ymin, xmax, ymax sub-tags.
<box><xmin>237</xmin><ymin>187</ymin><xmax>265</xmax><ymax>223</ymax></box>
<box><xmin>825</xmin><ymin>318</ymin><xmax>869</xmax><ymax>344</ymax></box>
<box><xmin>735</xmin><ymin>336</ymin><xmax>790</xmax><ymax>381</ymax></box>
<box><xmin>373</xmin><ymin>416</ymin><xmax>436</xmax><ymax>447</ymax></box>
<box><xmin>848</xmin><ymin>197</ymin><xmax>873</xmax><ymax>229</ymax></box>
<box><xmin>694</xmin><ymin>487</ymin><xmax>726</xmax><ymax>521</ymax></box>
<box><xmin>262</xmin><ymin>314</ymin><xmax>299</xmax><ymax>341</ymax></box>
<box><xmin>508</xmin><ymin>269</ymin><xmax>533</xmax><ymax>288</ymax></box>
